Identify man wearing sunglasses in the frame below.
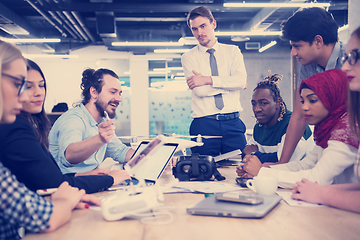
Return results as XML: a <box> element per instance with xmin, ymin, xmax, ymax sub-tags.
<box><xmin>267</xmin><ymin>7</ymin><xmax>344</xmax><ymax>166</ymax></box>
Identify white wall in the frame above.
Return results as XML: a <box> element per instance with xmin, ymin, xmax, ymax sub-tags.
<box><xmin>241</xmin><ymin>46</ymin><xmax>292</xmax><ymax>130</ymax></box>
<box><xmin>18</xmin><ymin>44</ymin><xmax>292</xmax><ymax>135</ymax></box>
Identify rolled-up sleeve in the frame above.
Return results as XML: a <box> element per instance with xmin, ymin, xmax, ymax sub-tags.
<box><xmin>105</xmin><ymin>137</ymin><xmax>131</xmax><ymax>163</ymax></box>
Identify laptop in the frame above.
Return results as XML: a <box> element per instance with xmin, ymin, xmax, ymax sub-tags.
<box><xmin>110</xmin><ymin>139</ymin><xmax>178</xmax><ymax>188</ymax></box>
<box><xmin>187</xmin><ymin>193</ymin><xmax>282</xmax><ymax>218</ymax></box>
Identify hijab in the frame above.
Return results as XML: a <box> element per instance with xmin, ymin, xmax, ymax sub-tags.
<box><xmin>300</xmin><ymin>69</ymin><xmax>359</xmax><ymax>149</ymax></box>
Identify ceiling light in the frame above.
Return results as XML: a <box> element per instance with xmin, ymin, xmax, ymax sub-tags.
<box><xmin>112</xmin><ymin>42</ymin><xmax>183</xmax><ymax>47</ymax></box>
<box><xmin>23</xmin><ymin>54</ymin><xmax>78</xmax><ymax>59</ymax></box>
<box><xmin>259</xmin><ymin>41</ymin><xmax>277</xmax><ymax>53</ymax></box>
<box><xmin>0</xmin><ymin>38</ymin><xmax>61</xmax><ymax>43</ymax></box>
<box><xmin>154</xmin><ymin>49</ymin><xmax>190</xmax><ymax>53</ymax></box>
<box><xmin>231</xmin><ymin>36</ymin><xmax>250</xmax><ymax>42</ymax></box>
<box><xmin>223</xmin><ymin>2</ymin><xmax>331</xmax><ymax>8</ymax></box>
<box><xmin>0</xmin><ymin>25</ymin><xmax>30</xmax><ymax>35</ymax></box>
<box><xmin>215</xmin><ymin>31</ymin><xmax>281</xmax><ymax>36</ymax></box>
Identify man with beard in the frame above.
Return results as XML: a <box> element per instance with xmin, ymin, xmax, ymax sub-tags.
<box><xmin>181</xmin><ymin>6</ymin><xmax>247</xmax><ymax>156</ymax></box>
<box><xmin>49</xmin><ymin>68</ymin><xmax>135</xmax><ymax>174</ymax></box>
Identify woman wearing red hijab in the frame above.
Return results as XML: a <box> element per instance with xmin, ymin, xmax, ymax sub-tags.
<box><xmin>291</xmin><ymin>27</ymin><xmax>360</xmax><ymax>213</ymax></box>
<box><xmin>241</xmin><ymin>69</ymin><xmax>359</xmax><ymax>189</ymax></box>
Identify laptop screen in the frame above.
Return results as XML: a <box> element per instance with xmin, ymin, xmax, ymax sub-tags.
<box><xmin>130</xmin><ymin>141</ymin><xmax>178</xmax><ymax>182</ymax></box>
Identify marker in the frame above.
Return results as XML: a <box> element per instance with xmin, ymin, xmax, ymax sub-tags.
<box><xmin>104</xmin><ymin>111</ymin><xmax>110</xmax><ymax>121</ymax></box>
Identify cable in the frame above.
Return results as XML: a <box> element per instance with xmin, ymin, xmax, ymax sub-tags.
<box><xmin>130</xmin><ymin>205</ymin><xmax>176</xmax><ymax>225</ymax></box>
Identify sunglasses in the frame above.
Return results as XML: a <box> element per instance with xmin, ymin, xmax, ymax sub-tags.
<box><xmin>2</xmin><ymin>73</ymin><xmax>28</xmax><ymax>96</ymax></box>
<box><xmin>342</xmin><ymin>49</ymin><xmax>360</xmax><ymax>66</ymax></box>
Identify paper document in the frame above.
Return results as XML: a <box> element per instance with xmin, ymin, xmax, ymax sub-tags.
<box><xmin>170</xmin><ymin>181</ymin><xmax>242</xmax><ymax>194</ymax></box>
<box><xmin>277</xmin><ymin>191</ymin><xmax>323</xmax><ymax>207</ymax></box>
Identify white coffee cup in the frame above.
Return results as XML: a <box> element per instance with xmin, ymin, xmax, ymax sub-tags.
<box><xmin>246</xmin><ymin>176</ymin><xmax>278</xmax><ymax>195</ymax></box>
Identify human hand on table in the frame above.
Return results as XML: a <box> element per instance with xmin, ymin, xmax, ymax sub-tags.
<box><xmin>291</xmin><ymin>178</ymin><xmax>324</xmax><ymax>204</ymax></box>
<box><xmin>242</xmin><ymin>154</ymin><xmax>262</xmax><ymax>177</ymax></box>
<box><xmin>235</xmin><ymin>164</ymin><xmax>254</xmax><ymax>178</ymax></box>
<box><xmin>108</xmin><ymin>169</ymin><xmax>131</xmax><ymax>186</ymax></box>
<box><xmin>51</xmin><ymin>181</ymin><xmax>101</xmax><ymax>209</ymax></box>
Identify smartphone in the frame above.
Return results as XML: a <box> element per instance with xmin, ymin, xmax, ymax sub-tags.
<box><xmin>215</xmin><ymin>191</ymin><xmax>264</xmax><ymax>205</ymax></box>
<box><xmin>235</xmin><ymin>177</ymin><xmax>252</xmax><ymax>188</ymax></box>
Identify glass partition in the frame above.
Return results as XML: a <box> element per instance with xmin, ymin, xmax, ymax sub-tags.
<box><xmin>148</xmin><ymin>58</ymin><xmax>192</xmax><ymax>136</ymax></box>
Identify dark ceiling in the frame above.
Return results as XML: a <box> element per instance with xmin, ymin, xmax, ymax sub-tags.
<box><xmin>0</xmin><ymin>0</ymin><xmax>349</xmax><ymax>54</ymax></box>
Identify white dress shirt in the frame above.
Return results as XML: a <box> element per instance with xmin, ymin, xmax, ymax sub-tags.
<box><xmin>181</xmin><ymin>41</ymin><xmax>247</xmax><ymax>118</ymax></box>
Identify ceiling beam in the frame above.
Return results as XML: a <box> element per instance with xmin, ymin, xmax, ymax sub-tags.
<box><xmin>40</xmin><ymin>2</ymin><xmax>348</xmax><ymax>12</ymax></box>
<box><xmin>0</xmin><ymin>2</ymin><xmax>40</xmax><ymax>36</ymax></box>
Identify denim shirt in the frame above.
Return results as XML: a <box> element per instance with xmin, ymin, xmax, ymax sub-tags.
<box><xmin>49</xmin><ymin>103</ymin><xmax>130</xmax><ymax>174</ymax></box>
<box><xmin>298</xmin><ymin>41</ymin><xmax>344</xmax><ymax>87</ymax></box>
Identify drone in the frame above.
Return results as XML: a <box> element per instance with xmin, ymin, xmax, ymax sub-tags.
<box><xmin>118</xmin><ymin>133</ymin><xmax>222</xmax><ymax>155</ymax></box>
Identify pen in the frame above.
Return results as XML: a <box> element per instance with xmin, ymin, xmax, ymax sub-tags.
<box><xmin>36</xmin><ymin>188</ymin><xmax>58</xmax><ymax>196</ymax></box>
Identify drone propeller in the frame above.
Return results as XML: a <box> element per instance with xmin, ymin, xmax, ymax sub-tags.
<box><xmin>165</xmin><ymin>133</ymin><xmax>222</xmax><ymax>143</ymax></box>
<box><xmin>117</xmin><ymin>135</ymin><xmax>156</xmax><ymax>144</ymax></box>
<box><xmin>118</xmin><ymin>135</ymin><xmax>156</xmax><ymax>139</ymax></box>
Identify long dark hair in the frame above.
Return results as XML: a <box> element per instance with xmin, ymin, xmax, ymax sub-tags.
<box><xmin>347</xmin><ymin>26</ymin><xmax>360</xmax><ymax>181</ymax></box>
<box><xmin>18</xmin><ymin>59</ymin><xmax>51</xmax><ymax>149</ymax></box>
<box><xmin>348</xmin><ymin>27</ymin><xmax>360</xmax><ymax>137</ymax></box>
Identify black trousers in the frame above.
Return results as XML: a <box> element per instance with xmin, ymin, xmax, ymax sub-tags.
<box><xmin>189</xmin><ymin>116</ymin><xmax>247</xmax><ymax>157</ymax></box>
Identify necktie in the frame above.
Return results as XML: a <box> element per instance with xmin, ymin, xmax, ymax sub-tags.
<box><xmin>207</xmin><ymin>48</ymin><xmax>224</xmax><ymax>110</ymax></box>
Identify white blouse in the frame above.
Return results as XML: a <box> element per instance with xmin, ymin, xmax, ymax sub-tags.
<box><xmin>258</xmin><ymin>140</ymin><xmax>358</xmax><ymax>188</ymax></box>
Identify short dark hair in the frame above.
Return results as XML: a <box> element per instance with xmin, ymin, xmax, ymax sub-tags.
<box><xmin>281</xmin><ymin>7</ymin><xmax>338</xmax><ymax>45</ymax></box>
<box><xmin>80</xmin><ymin>68</ymin><xmax>119</xmax><ymax>105</ymax></box>
<box><xmin>187</xmin><ymin>6</ymin><xmax>214</xmax><ymax>28</ymax></box>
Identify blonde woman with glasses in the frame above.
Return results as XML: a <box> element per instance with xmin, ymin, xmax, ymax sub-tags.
<box><xmin>0</xmin><ymin>40</ymin><xmax>100</xmax><ymax>239</ymax></box>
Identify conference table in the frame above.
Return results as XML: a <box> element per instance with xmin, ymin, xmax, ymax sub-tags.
<box><xmin>24</xmin><ymin>160</ymin><xmax>360</xmax><ymax>240</ymax></box>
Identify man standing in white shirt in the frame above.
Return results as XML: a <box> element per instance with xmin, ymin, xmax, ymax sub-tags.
<box><xmin>181</xmin><ymin>6</ymin><xmax>247</xmax><ymax>156</ymax></box>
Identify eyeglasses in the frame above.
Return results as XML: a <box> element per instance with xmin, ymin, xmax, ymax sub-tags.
<box><xmin>1</xmin><ymin>73</ymin><xmax>28</xmax><ymax>96</ymax></box>
<box><xmin>342</xmin><ymin>49</ymin><xmax>360</xmax><ymax>66</ymax></box>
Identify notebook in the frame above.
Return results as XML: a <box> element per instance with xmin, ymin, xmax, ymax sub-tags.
<box><xmin>187</xmin><ymin>193</ymin><xmax>282</xmax><ymax>218</ymax></box>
